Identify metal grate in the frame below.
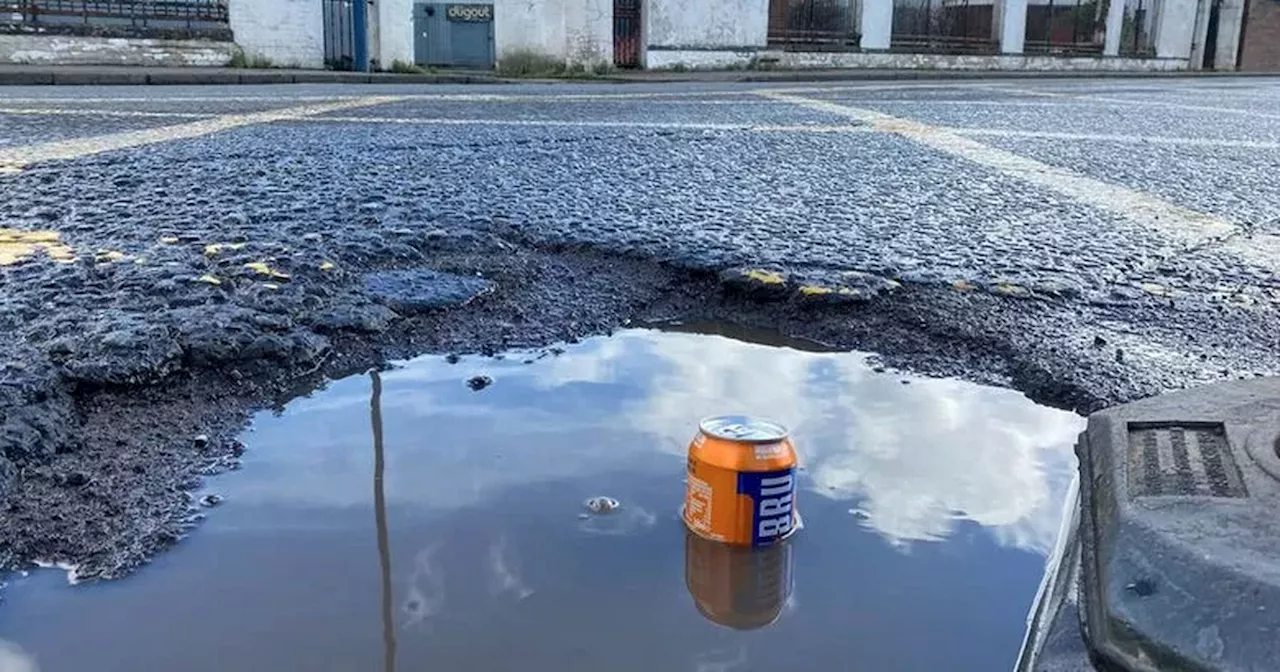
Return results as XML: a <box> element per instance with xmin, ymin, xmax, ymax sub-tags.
<box><xmin>890</xmin><ymin>0</ymin><xmax>997</xmax><ymax>54</ymax></box>
<box><xmin>1127</xmin><ymin>423</ymin><xmax>1247</xmax><ymax>498</ymax></box>
<box><xmin>613</xmin><ymin>0</ymin><xmax>641</xmax><ymax>68</ymax></box>
<box><xmin>1024</xmin><ymin>0</ymin><xmax>1105</xmax><ymax>56</ymax></box>
<box><xmin>3</xmin><ymin>0</ymin><xmax>228</xmax><ymax>27</ymax></box>
<box><xmin>323</xmin><ymin>0</ymin><xmax>355</xmax><ymax>71</ymax></box>
<box><xmin>767</xmin><ymin>0</ymin><xmax>861</xmax><ymax>52</ymax></box>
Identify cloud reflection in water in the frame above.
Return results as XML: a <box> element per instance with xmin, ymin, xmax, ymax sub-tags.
<box><xmin>233</xmin><ymin>329</ymin><xmax>1082</xmax><ymax>555</ymax></box>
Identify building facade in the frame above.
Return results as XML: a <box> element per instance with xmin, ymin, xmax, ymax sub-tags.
<box><xmin>0</xmin><ymin>0</ymin><xmax>1277</xmax><ymax>71</ymax></box>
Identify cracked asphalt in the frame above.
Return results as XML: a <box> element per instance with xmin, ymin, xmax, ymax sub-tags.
<box><xmin>2</xmin><ymin>77</ymin><xmax>1280</xmax><ymax>580</ymax></box>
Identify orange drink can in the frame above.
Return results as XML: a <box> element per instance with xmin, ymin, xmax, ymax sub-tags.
<box><xmin>684</xmin><ymin>528</ymin><xmax>794</xmax><ymax>630</ymax></box>
<box><xmin>683</xmin><ymin>415</ymin><xmax>799</xmax><ymax>546</ymax></box>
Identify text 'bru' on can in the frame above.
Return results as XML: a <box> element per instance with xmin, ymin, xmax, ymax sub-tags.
<box><xmin>683</xmin><ymin>415</ymin><xmax>798</xmax><ymax>547</ymax></box>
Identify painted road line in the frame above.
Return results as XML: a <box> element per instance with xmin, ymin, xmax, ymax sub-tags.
<box><xmin>988</xmin><ymin>85</ymin><xmax>1280</xmax><ymax>120</ymax></box>
<box><xmin>0</xmin><ymin>108</ymin><xmax>208</xmax><ymax>119</ymax></box>
<box><xmin>0</xmin><ymin>96</ymin><xmax>367</xmax><ymax>104</ymax></box>
<box><xmin>759</xmin><ymin>91</ymin><xmax>1241</xmax><ymax>252</ymax></box>
<box><xmin>0</xmin><ymin>96</ymin><xmax>403</xmax><ymax>173</ymax></box>
<box><xmin>313</xmin><ymin>116</ymin><xmax>874</xmax><ymax>133</ymax></box>
<box><xmin>948</xmin><ymin>127</ymin><xmax>1280</xmax><ymax>151</ymax></box>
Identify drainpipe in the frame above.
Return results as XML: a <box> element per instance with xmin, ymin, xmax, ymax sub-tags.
<box><xmin>353</xmin><ymin>0</ymin><xmax>370</xmax><ymax>71</ymax></box>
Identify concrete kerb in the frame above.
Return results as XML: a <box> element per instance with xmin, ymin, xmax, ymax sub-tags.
<box><xmin>0</xmin><ymin>65</ymin><xmax>1277</xmax><ymax>86</ymax></box>
<box><xmin>0</xmin><ymin>67</ymin><xmax>505</xmax><ymax>86</ymax></box>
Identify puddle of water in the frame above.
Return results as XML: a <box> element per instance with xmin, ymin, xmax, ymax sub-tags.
<box><xmin>0</xmin><ymin>328</ymin><xmax>1084</xmax><ymax>672</ymax></box>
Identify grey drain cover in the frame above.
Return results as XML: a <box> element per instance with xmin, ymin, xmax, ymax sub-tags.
<box><xmin>1126</xmin><ymin>423</ymin><xmax>1247</xmax><ymax>498</ymax></box>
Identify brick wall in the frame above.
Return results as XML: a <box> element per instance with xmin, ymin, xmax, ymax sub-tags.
<box><xmin>229</xmin><ymin>0</ymin><xmax>324</xmax><ymax>69</ymax></box>
<box><xmin>1239</xmin><ymin>0</ymin><xmax>1280</xmax><ymax>70</ymax></box>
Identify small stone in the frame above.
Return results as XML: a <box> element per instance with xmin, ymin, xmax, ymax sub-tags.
<box><xmin>1092</xmin><ymin>336</ymin><xmax>1108</xmax><ymax>348</ymax></box>
<box><xmin>467</xmin><ymin>375</ymin><xmax>493</xmax><ymax>391</ymax></box>
<box><xmin>200</xmin><ymin>494</ymin><xmax>223</xmax><ymax>507</ymax></box>
<box><xmin>584</xmin><ymin>496</ymin><xmax>621</xmax><ymax>514</ymax></box>
<box><xmin>900</xmin><ymin>380</ymin><xmax>911</xmax><ymax>385</ymax></box>
<box><xmin>1116</xmin><ymin>349</ymin><xmax>1126</xmax><ymax>364</ymax></box>
<box><xmin>301</xmin><ymin>233</ymin><xmax>323</xmax><ymax>242</ymax></box>
<box><xmin>1125</xmin><ymin>579</ymin><xmax>1156</xmax><ymax>597</ymax></box>
<box><xmin>445</xmin><ymin>353</ymin><xmax>460</xmax><ymax>364</ymax></box>
<box><xmin>193</xmin><ymin>434</ymin><xmax>210</xmax><ymax>448</ymax></box>
<box><xmin>230</xmin><ymin>440</ymin><xmax>246</xmax><ymax>457</ymax></box>
<box><xmin>61</xmin><ymin>471</ymin><xmax>89</xmax><ymax>487</ymax></box>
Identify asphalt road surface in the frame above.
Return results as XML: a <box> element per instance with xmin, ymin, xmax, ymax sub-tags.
<box><xmin>2</xmin><ymin>77</ymin><xmax>1280</xmax><ymax>578</ymax></box>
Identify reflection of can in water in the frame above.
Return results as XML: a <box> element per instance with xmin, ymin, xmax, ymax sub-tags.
<box><xmin>685</xmin><ymin>528</ymin><xmax>794</xmax><ymax>630</ymax></box>
<box><xmin>683</xmin><ymin>415</ymin><xmax>799</xmax><ymax>547</ymax></box>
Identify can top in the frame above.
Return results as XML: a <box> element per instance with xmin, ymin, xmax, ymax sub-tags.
<box><xmin>699</xmin><ymin>415</ymin><xmax>789</xmax><ymax>443</ymax></box>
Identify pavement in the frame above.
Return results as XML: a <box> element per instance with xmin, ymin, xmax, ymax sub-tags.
<box><xmin>2</xmin><ymin>77</ymin><xmax>1280</xmax><ymax>578</ymax></box>
<box><xmin>1</xmin><ymin>63</ymin><xmax>1276</xmax><ymax>87</ymax></box>
<box><xmin>0</xmin><ymin>64</ymin><xmax>502</xmax><ymax>86</ymax></box>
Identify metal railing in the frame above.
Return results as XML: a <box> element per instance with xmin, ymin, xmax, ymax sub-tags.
<box><xmin>1024</xmin><ymin>0</ymin><xmax>1104</xmax><ymax>55</ymax></box>
<box><xmin>3</xmin><ymin>0</ymin><xmax>229</xmax><ymax>28</ymax></box>
<box><xmin>891</xmin><ymin>0</ymin><xmax>997</xmax><ymax>54</ymax></box>
<box><xmin>768</xmin><ymin>0</ymin><xmax>862</xmax><ymax>51</ymax></box>
<box><xmin>1118</xmin><ymin>0</ymin><xmax>1156</xmax><ymax>56</ymax></box>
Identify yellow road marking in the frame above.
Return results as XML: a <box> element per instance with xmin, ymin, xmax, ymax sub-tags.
<box><xmin>0</xmin><ymin>229</ymin><xmax>76</xmax><ymax>265</ymax></box>
<box><xmin>0</xmin><ymin>96</ymin><xmax>403</xmax><ymax>173</ymax></box>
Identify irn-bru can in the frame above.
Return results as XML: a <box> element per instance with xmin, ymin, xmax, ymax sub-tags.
<box><xmin>684</xmin><ymin>528</ymin><xmax>794</xmax><ymax>630</ymax></box>
<box><xmin>683</xmin><ymin>415</ymin><xmax>798</xmax><ymax>546</ymax></box>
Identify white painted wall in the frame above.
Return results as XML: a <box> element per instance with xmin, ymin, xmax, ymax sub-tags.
<box><xmin>490</xmin><ymin>0</ymin><xmax>612</xmax><ymax>65</ymax></box>
<box><xmin>646</xmin><ymin>0</ymin><xmax>769</xmax><ymax>48</ymax></box>
<box><xmin>1102</xmin><ymin>0</ymin><xmax>1127</xmax><ymax>55</ymax></box>
<box><xmin>378</xmin><ymin>0</ymin><xmax>415</xmax><ymax>66</ymax></box>
<box><xmin>229</xmin><ymin>0</ymin><xmax>324</xmax><ymax>68</ymax></box>
<box><xmin>0</xmin><ymin>35</ymin><xmax>235</xmax><ymax>66</ymax></box>
<box><xmin>861</xmin><ymin>0</ymin><xmax>893</xmax><ymax>50</ymax></box>
<box><xmin>1213</xmin><ymin>0</ymin><xmax>1245</xmax><ymax>69</ymax></box>
<box><xmin>646</xmin><ymin>48</ymin><xmax>1189</xmax><ymax>70</ymax></box>
<box><xmin>1155</xmin><ymin>0</ymin><xmax>1199</xmax><ymax>58</ymax></box>
<box><xmin>1001</xmin><ymin>0</ymin><xmax>1028</xmax><ymax>53</ymax></box>
<box><xmin>495</xmin><ymin>0</ymin><xmax>564</xmax><ymax>61</ymax></box>
<box><xmin>564</xmin><ymin>0</ymin><xmax>612</xmax><ymax>63</ymax></box>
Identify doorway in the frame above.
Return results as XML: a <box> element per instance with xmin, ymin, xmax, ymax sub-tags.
<box><xmin>614</xmin><ymin>0</ymin><xmax>642</xmax><ymax>68</ymax></box>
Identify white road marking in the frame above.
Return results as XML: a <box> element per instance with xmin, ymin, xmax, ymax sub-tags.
<box><xmin>0</xmin><ymin>107</ymin><xmax>208</xmax><ymax>119</ymax></box>
<box><xmin>312</xmin><ymin>115</ymin><xmax>873</xmax><ymax>133</ymax></box>
<box><xmin>949</xmin><ymin>127</ymin><xmax>1280</xmax><ymax>150</ymax></box>
<box><xmin>0</xmin><ymin>96</ymin><xmax>403</xmax><ymax>172</ymax></box>
<box><xmin>759</xmin><ymin>91</ymin><xmax>1246</xmax><ymax>253</ymax></box>
<box><xmin>989</xmin><ymin>85</ymin><xmax>1280</xmax><ymax>120</ymax></box>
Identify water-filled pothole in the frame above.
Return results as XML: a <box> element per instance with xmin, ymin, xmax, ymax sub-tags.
<box><xmin>0</xmin><ymin>327</ymin><xmax>1083</xmax><ymax>672</ymax></box>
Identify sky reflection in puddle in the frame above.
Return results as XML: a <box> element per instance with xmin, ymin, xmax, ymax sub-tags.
<box><xmin>0</xmin><ymin>328</ymin><xmax>1083</xmax><ymax>672</ymax></box>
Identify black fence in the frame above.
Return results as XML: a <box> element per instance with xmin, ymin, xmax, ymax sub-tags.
<box><xmin>768</xmin><ymin>0</ymin><xmax>861</xmax><ymax>51</ymax></box>
<box><xmin>1118</xmin><ymin>0</ymin><xmax>1156</xmax><ymax>56</ymax></box>
<box><xmin>1024</xmin><ymin>0</ymin><xmax>1103</xmax><ymax>55</ymax></box>
<box><xmin>4</xmin><ymin>0</ymin><xmax>228</xmax><ymax>27</ymax></box>
<box><xmin>891</xmin><ymin>0</ymin><xmax>996</xmax><ymax>54</ymax></box>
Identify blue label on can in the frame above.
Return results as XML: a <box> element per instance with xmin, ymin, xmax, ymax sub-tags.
<box><xmin>737</xmin><ymin>468</ymin><xmax>796</xmax><ymax>546</ymax></box>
